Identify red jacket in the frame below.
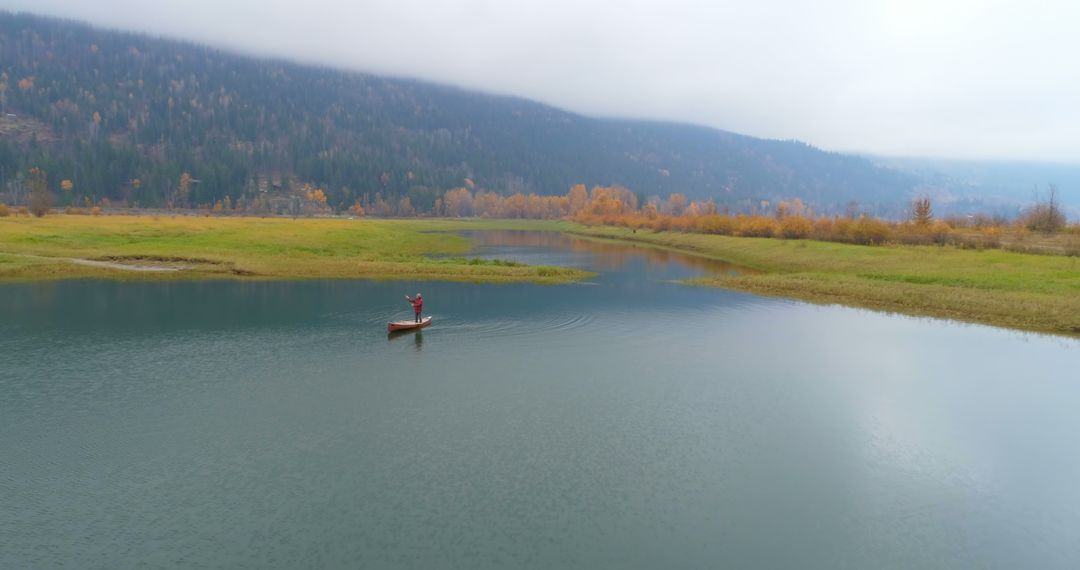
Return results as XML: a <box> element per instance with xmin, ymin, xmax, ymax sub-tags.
<box><xmin>410</xmin><ymin>297</ymin><xmax>423</xmax><ymax>313</ymax></box>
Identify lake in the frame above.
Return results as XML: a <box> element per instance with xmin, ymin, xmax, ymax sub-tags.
<box><xmin>2</xmin><ymin>231</ymin><xmax>1078</xmax><ymax>569</ymax></box>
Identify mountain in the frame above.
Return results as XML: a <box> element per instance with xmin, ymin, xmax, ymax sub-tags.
<box><xmin>0</xmin><ymin>12</ymin><xmax>921</xmax><ymax>214</ymax></box>
<box><xmin>868</xmin><ymin>156</ymin><xmax>1080</xmax><ymax>218</ymax></box>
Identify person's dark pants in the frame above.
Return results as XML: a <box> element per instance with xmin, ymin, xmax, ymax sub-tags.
<box><xmin>415</xmin><ymin>312</ymin><xmax>421</xmax><ymax>323</ymax></box>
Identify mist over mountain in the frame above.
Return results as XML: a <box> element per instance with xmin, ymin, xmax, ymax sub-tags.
<box><xmin>2</xmin><ymin>12</ymin><xmax>1071</xmax><ymax>218</ymax></box>
<box><xmin>869</xmin><ymin>156</ymin><xmax>1080</xmax><ymax>217</ymax></box>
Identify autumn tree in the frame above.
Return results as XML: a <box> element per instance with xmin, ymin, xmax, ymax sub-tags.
<box><xmin>502</xmin><ymin>193</ymin><xmax>527</xmax><ymax>218</ymax></box>
<box><xmin>581</xmin><ymin>186</ymin><xmax>637</xmax><ymax>221</ymax></box>
<box><xmin>443</xmin><ymin>187</ymin><xmax>473</xmax><ymax>217</ymax></box>
<box><xmin>567</xmin><ymin>184</ymin><xmax>588</xmax><ymax>215</ymax></box>
<box><xmin>667</xmin><ymin>193</ymin><xmax>688</xmax><ymax>216</ymax></box>
<box><xmin>305</xmin><ymin>186</ymin><xmax>328</xmax><ymax>206</ymax></box>
<box><xmin>698</xmin><ymin>199</ymin><xmax>719</xmax><ymax>216</ymax></box>
<box><xmin>472</xmin><ymin>191</ymin><xmax>501</xmax><ymax>217</ymax></box>
<box><xmin>775</xmin><ymin>198</ymin><xmax>806</xmax><ymax>219</ymax></box>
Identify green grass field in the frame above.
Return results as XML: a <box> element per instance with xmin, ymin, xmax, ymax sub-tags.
<box><xmin>0</xmin><ymin>215</ymin><xmax>586</xmax><ymax>284</ymax></box>
<box><xmin>570</xmin><ymin>226</ymin><xmax>1080</xmax><ymax>336</ymax></box>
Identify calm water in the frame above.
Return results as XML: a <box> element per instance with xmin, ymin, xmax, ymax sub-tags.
<box><xmin>2</xmin><ymin>231</ymin><xmax>1078</xmax><ymax>569</ymax></box>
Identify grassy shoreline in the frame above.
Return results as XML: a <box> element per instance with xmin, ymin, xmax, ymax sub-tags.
<box><xmin>3</xmin><ymin>215</ymin><xmax>1077</xmax><ymax>336</ymax></box>
<box><xmin>568</xmin><ymin>225</ymin><xmax>1080</xmax><ymax>337</ymax></box>
<box><xmin>0</xmin><ymin>216</ymin><xmax>588</xmax><ymax>284</ymax></box>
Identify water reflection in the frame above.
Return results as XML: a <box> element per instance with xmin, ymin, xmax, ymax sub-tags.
<box><xmin>388</xmin><ymin>329</ymin><xmax>424</xmax><ymax>351</ymax></box>
<box><xmin>465</xmin><ymin>230</ymin><xmax>755</xmax><ymax>279</ymax></box>
<box><xmin>2</xmin><ymin>231</ymin><xmax>1078</xmax><ymax>570</ymax></box>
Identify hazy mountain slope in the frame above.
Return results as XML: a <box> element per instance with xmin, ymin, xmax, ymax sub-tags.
<box><xmin>0</xmin><ymin>12</ymin><xmax>918</xmax><ymax>212</ymax></box>
<box><xmin>870</xmin><ymin>156</ymin><xmax>1080</xmax><ymax>216</ymax></box>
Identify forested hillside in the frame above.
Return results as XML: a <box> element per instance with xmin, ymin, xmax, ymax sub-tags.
<box><xmin>0</xmin><ymin>12</ymin><xmax>919</xmax><ymax>214</ymax></box>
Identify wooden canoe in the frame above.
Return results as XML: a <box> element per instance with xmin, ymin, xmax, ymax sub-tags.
<box><xmin>387</xmin><ymin>316</ymin><xmax>432</xmax><ymax>332</ymax></box>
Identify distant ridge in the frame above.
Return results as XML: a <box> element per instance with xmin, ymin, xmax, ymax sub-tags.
<box><xmin>0</xmin><ymin>11</ymin><xmax>920</xmax><ymax>213</ymax></box>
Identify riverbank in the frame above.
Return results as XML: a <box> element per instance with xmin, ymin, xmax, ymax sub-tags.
<box><xmin>570</xmin><ymin>225</ymin><xmax>1080</xmax><ymax>336</ymax></box>
<box><xmin>3</xmin><ymin>215</ymin><xmax>1077</xmax><ymax>336</ymax></box>
<box><xmin>0</xmin><ymin>216</ymin><xmax>587</xmax><ymax>284</ymax></box>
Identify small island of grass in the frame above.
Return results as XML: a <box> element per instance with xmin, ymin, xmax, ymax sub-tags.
<box><xmin>0</xmin><ymin>215</ymin><xmax>590</xmax><ymax>284</ymax></box>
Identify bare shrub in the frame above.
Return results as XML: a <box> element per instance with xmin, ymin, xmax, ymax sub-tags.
<box><xmin>927</xmin><ymin>220</ymin><xmax>952</xmax><ymax>245</ymax></box>
<box><xmin>696</xmin><ymin>214</ymin><xmax>734</xmax><ymax>235</ymax></box>
<box><xmin>848</xmin><ymin>217</ymin><xmax>892</xmax><ymax>245</ymax></box>
<box><xmin>944</xmin><ymin>216</ymin><xmax>970</xmax><ymax>229</ymax></box>
<box><xmin>952</xmin><ymin>226</ymin><xmax>1003</xmax><ymax>250</ymax></box>
<box><xmin>1021</xmin><ymin>205</ymin><xmax>1066</xmax><ymax>233</ymax></box>
<box><xmin>811</xmin><ymin>218</ymin><xmax>836</xmax><ymax>240</ymax></box>
<box><xmin>894</xmin><ymin>224</ymin><xmax>933</xmax><ymax>246</ymax></box>
<box><xmin>779</xmin><ymin>216</ymin><xmax>812</xmax><ymax>239</ymax></box>
<box><xmin>1021</xmin><ymin>184</ymin><xmax>1066</xmax><ymax>233</ymax></box>
<box><xmin>735</xmin><ymin>216</ymin><xmax>779</xmax><ymax>238</ymax></box>
<box><xmin>1064</xmin><ymin>236</ymin><xmax>1080</xmax><ymax>257</ymax></box>
<box><xmin>983</xmin><ymin>227</ymin><xmax>1003</xmax><ymax>249</ymax></box>
<box><xmin>28</xmin><ymin>167</ymin><xmax>53</xmax><ymax>217</ymax></box>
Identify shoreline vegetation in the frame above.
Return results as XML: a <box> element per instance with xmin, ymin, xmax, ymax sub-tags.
<box><xmin>567</xmin><ymin>226</ymin><xmax>1079</xmax><ymax>337</ymax></box>
<box><xmin>1</xmin><ymin>213</ymin><xmax>1078</xmax><ymax>337</ymax></box>
<box><xmin>0</xmin><ymin>216</ymin><xmax>589</xmax><ymax>284</ymax></box>
<box><xmin>7</xmin><ymin>180</ymin><xmax>1078</xmax><ymax>254</ymax></box>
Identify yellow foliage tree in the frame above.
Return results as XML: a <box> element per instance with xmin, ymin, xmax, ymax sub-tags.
<box><xmin>443</xmin><ymin>187</ymin><xmax>473</xmax><ymax>217</ymax></box>
<box><xmin>472</xmin><ymin>191</ymin><xmax>501</xmax><ymax>218</ymax></box>
<box><xmin>567</xmin><ymin>184</ymin><xmax>588</xmax><ymax>215</ymax></box>
<box><xmin>306</xmin><ymin>188</ymin><xmax>327</xmax><ymax>205</ymax></box>
<box><xmin>776</xmin><ymin>198</ymin><xmax>806</xmax><ymax>219</ymax></box>
<box><xmin>667</xmin><ymin>193</ymin><xmax>687</xmax><ymax>216</ymax></box>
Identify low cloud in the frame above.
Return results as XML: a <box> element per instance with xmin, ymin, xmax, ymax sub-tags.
<box><xmin>7</xmin><ymin>0</ymin><xmax>1079</xmax><ymax>161</ymax></box>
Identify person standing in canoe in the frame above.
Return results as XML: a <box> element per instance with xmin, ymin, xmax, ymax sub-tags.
<box><xmin>405</xmin><ymin>293</ymin><xmax>423</xmax><ymax>322</ymax></box>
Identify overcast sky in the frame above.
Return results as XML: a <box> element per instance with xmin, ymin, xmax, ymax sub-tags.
<box><xmin>6</xmin><ymin>0</ymin><xmax>1079</xmax><ymax>162</ymax></box>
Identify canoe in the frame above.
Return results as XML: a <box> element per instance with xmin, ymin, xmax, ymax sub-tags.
<box><xmin>387</xmin><ymin>316</ymin><xmax>432</xmax><ymax>333</ymax></box>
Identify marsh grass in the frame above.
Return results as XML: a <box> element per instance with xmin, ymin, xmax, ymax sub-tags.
<box><xmin>4</xmin><ymin>215</ymin><xmax>1076</xmax><ymax>335</ymax></box>
<box><xmin>0</xmin><ymin>215</ymin><xmax>588</xmax><ymax>284</ymax></box>
<box><xmin>572</xmin><ymin>225</ymin><xmax>1080</xmax><ymax>336</ymax></box>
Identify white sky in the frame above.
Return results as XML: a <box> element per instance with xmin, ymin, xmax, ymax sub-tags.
<box><xmin>5</xmin><ymin>0</ymin><xmax>1079</xmax><ymax>162</ymax></box>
